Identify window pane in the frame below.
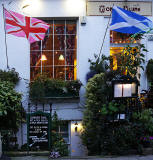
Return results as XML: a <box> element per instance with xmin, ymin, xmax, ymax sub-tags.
<box><xmin>30</xmin><ymin>51</ymin><xmax>41</xmax><ymax>67</ymax></box>
<box><xmin>54</xmin><ymin>51</ymin><xmax>65</xmax><ymax>65</ymax></box>
<box><xmin>30</xmin><ymin>41</ymin><xmax>41</xmax><ymax>51</ymax></box>
<box><xmin>54</xmin><ymin>20</ymin><xmax>65</xmax><ymax>34</ymax></box>
<box><xmin>59</xmin><ymin>122</ymin><xmax>69</xmax><ymax>143</ymax></box>
<box><xmin>46</xmin><ymin>23</ymin><xmax>53</xmax><ymax>35</ymax></box>
<box><xmin>66</xmin><ymin>21</ymin><xmax>76</xmax><ymax>34</ymax></box>
<box><xmin>54</xmin><ymin>66</ymin><xmax>65</xmax><ymax>80</ymax></box>
<box><xmin>42</xmin><ymin>34</ymin><xmax>53</xmax><ymax>50</ymax></box>
<box><xmin>60</xmin><ymin>124</ymin><xmax>68</xmax><ymax>132</ymax></box>
<box><xmin>30</xmin><ymin>67</ymin><xmax>41</xmax><ymax>81</ymax></box>
<box><xmin>66</xmin><ymin>50</ymin><xmax>76</xmax><ymax>65</ymax></box>
<box><xmin>66</xmin><ymin>35</ymin><xmax>76</xmax><ymax>49</ymax></box>
<box><xmin>66</xmin><ymin>66</ymin><xmax>74</xmax><ymax>80</ymax></box>
<box><xmin>41</xmin><ymin>51</ymin><xmax>53</xmax><ymax>66</ymax></box>
<box><xmin>54</xmin><ymin>35</ymin><xmax>65</xmax><ymax>50</ymax></box>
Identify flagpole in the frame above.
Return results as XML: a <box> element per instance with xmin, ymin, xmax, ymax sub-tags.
<box><xmin>98</xmin><ymin>4</ymin><xmax>114</xmax><ymax>59</ymax></box>
<box><xmin>2</xmin><ymin>4</ymin><xmax>9</xmax><ymax>69</ymax></box>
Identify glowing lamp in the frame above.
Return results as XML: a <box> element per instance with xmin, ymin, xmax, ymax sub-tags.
<box><xmin>41</xmin><ymin>55</ymin><xmax>47</xmax><ymax>61</ymax></box>
<box><xmin>59</xmin><ymin>54</ymin><xmax>64</xmax><ymax>61</ymax></box>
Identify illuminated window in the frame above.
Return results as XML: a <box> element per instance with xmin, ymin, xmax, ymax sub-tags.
<box><xmin>30</xmin><ymin>20</ymin><xmax>77</xmax><ymax>81</ymax></box>
<box><xmin>110</xmin><ymin>31</ymin><xmax>139</xmax><ymax>72</ymax></box>
<box><xmin>110</xmin><ymin>31</ymin><xmax>137</xmax><ymax>44</ymax></box>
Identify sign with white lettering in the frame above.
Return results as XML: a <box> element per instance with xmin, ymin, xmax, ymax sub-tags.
<box><xmin>27</xmin><ymin>111</ymin><xmax>51</xmax><ymax>150</ymax></box>
<box><xmin>87</xmin><ymin>1</ymin><xmax>152</xmax><ymax>16</ymax></box>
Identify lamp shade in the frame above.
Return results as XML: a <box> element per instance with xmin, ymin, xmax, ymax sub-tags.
<box><xmin>41</xmin><ymin>54</ymin><xmax>47</xmax><ymax>61</ymax></box>
<box><xmin>59</xmin><ymin>54</ymin><xmax>64</xmax><ymax>61</ymax></box>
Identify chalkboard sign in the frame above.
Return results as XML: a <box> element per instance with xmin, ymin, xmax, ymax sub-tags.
<box><xmin>27</xmin><ymin>111</ymin><xmax>51</xmax><ymax>150</ymax></box>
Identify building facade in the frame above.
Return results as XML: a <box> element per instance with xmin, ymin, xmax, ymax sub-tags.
<box><xmin>0</xmin><ymin>0</ymin><xmax>153</xmax><ymax>156</ymax></box>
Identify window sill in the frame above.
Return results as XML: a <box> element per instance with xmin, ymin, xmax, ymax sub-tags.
<box><xmin>30</xmin><ymin>96</ymin><xmax>80</xmax><ymax>103</ymax></box>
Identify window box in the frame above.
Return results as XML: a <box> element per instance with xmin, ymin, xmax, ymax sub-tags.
<box><xmin>29</xmin><ymin>76</ymin><xmax>82</xmax><ymax>102</ymax></box>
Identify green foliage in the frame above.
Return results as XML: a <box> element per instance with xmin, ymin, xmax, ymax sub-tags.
<box><xmin>51</xmin><ymin>132</ymin><xmax>68</xmax><ymax>156</ymax></box>
<box><xmin>0</xmin><ymin>68</ymin><xmax>20</xmax><ymax>86</ymax></box>
<box><xmin>132</xmin><ymin>109</ymin><xmax>153</xmax><ymax>135</ymax></box>
<box><xmin>114</xmin><ymin>44</ymin><xmax>145</xmax><ymax>77</ymax></box>
<box><xmin>146</xmin><ymin>59</ymin><xmax>153</xmax><ymax>83</ymax></box>
<box><xmin>51</xmin><ymin>112</ymin><xmax>68</xmax><ymax>156</ymax></box>
<box><xmin>29</xmin><ymin>74</ymin><xmax>82</xmax><ymax>101</ymax></box>
<box><xmin>88</xmin><ymin>54</ymin><xmax>110</xmax><ymax>74</ymax></box>
<box><xmin>81</xmin><ymin>73</ymin><xmax>113</xmax><ymax>155</ymax></box>
<box><xmin>113</xmin><ymin>33</ymin><xmax>147</xmax><ymax>78</ymax></box>
<box><xmin>0</xmin><ymin>81</ymin><xmax>23</xmax><ymax>131</ymax></box>
<box><xmin>82</xmin><ymin>32</ymin><xmax>151</xmax><ymax>155</ymax></box>
<box><xmin>100</xmin><ymin>123</ymin><xmax>144</xmax><ymax>155</ymax></box>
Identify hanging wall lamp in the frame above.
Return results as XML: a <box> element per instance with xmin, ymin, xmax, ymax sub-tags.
<box><xmin>74</xmin><ymin>121</ymin><xmax>78</xmax><ymax>132</ymax></box>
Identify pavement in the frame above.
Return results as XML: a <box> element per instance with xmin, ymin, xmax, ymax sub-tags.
<box><xmin>10</xmin><ymin>155</ymin><xmax>153</xmax><ymax>160</ymax></box>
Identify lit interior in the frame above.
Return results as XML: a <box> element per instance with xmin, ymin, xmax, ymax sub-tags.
<box><xmin>110</xmin><ymin>47</ymin><xmax>124</xmax><ymax>70</ymax></box>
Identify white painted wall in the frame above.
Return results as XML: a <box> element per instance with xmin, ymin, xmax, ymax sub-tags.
<box><xmin>0</xmin><ymin>0</ymin><xmax>153</xmax><ymax>156</ymax></box>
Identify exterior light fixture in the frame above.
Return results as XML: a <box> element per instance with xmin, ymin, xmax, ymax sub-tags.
<box><xmin>41</xmin><ymin>55</ymin><xmax>47</xmax><ymax>61</ymax></box>
<box><xmin>21</xmin><ymin>0</ymin><xmax>31</xmax><ymax>9</ymax></box>
<box><xmin>112</xmin><ymin>75</ymin><xmax>139</xmax><ymax>98</ymax></box>
<box><xmin>59</xmin><ymin>54</ymin><xmax>64</xmax><ymax>61</ymax></box>
<box><xmin>21</xmin><ymin>0</ymin><xmax>42</xmax><ymax>14</ymax></box>
<box><xmin>74</xmin><ymin>121</ymin><xmax>78</xmax><ymax>132</ymax></box>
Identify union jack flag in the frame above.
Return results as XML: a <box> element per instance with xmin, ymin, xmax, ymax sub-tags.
<box><xmin>4</xmin><ymin>8</ymin><xmax>50</xmax><ymax>43</ymax></box>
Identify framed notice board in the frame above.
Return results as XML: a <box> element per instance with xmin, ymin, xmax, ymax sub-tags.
<box><xmin>27</xmin><ymin>111</ymin><xmax>51</xmax><ymax>150</ymax></box>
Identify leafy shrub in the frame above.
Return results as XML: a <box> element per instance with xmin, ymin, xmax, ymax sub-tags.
<box><xmin>81</xmin><ymin>73</ymin><xmax>113</xmax><ymax>155</ymax></box>
<box><xmin>0</xmin><ymin>68</ymin><xmax>20</xmax><ymax>86</ymax></box>
<box><xmin>0</xmin><ymin>81</ymin><xmax>22</xmax><ymax>131</ymax></box>
<box><xmin>51</xmin><ymin>112</ymin><xmax>68</xmax><ymax>156</ymax></box>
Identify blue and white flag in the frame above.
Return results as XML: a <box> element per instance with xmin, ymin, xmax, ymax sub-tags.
<box><xmin>110</xmin><ymin>6</ymin><xmax>153</xmax><ymax>34</ymax></box>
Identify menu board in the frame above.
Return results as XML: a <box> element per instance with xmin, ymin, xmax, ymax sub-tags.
<box><xmin>28</xmin><ymin>114</ymin><xmax>49</xmax><ymax>150</ymax></box>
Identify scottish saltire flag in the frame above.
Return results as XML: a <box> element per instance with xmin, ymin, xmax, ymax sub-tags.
<box><xmin>110</xmin><ymin>6</ymin><xmax>153</xmax><ymax>34</ymax></box>
<box><xmin>4</xmin><ymin>8</ymin><xmax>50</xmax><ymax>43</ymax></box>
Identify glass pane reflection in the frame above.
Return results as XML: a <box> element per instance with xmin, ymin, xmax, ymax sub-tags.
<box><xmin>66</xmin><ymin>21</ymin><xmax>76</xmax><ymax>34</ymax></box>
<box><xmin>66</xmin><ymin>35</ymin><xmax>76</xmax><ymax>49</ymax></box>
<box><xmin>54</xmin><ymin>35</ymin><xmax>65</xmax><ymax>50</ymax></box>
<box><xmin>66</xmin><ymin>50</ymin><xmax>76</xmax><ymax>65</ymax></box>
<box><xmin>54</xmin><ymin>20</ymin><xmax>65</xmax><ymax>34</ymax></box>
<box><xmin>66</xmin><ymin>67</ymin><xmax>74</xmax><ymax>80</ymax></box>
<box><xmin>42</xmin><ymin>34</ymin><xmax>53</xmax><ymax>50</ymax></box>
<box><xmin>30</xmin><ymin>51</ymin><xmax>41</xmax><ymax>66</ymax></box>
